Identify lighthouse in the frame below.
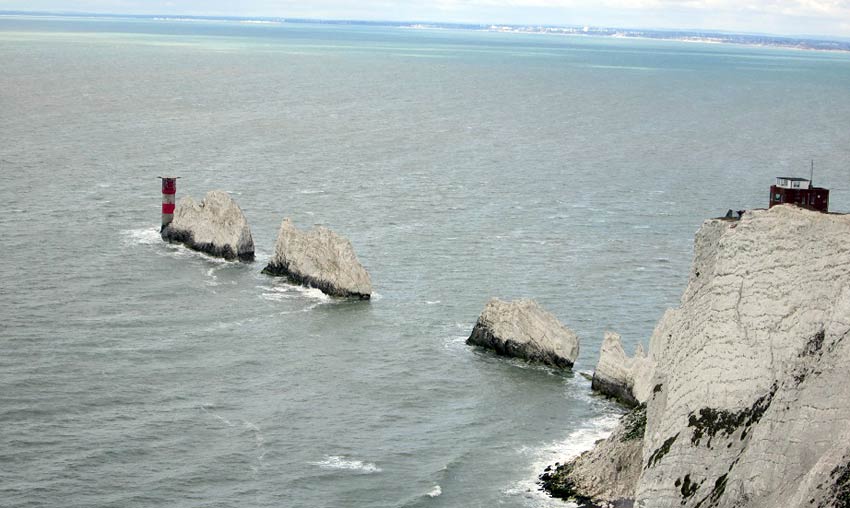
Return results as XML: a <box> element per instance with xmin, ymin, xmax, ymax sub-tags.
<box><xmin>158</xmin><ymin>176</ymin><xmax>180</xmax><ymax>231</ymax></box>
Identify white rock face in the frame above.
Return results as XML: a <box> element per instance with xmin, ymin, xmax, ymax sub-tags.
<box><xmin>263</xmin><ymin>219</ymin><xmax>372</xmax><ymax>299</ymax></box>
<box><xmin>467</xmin><ymin>298</ymin><xmax>579</xmax><ymax>368</ymax></box>
<box><xmin>592</xmin><ymin>332</ymin><xmax>656</xmax><ymax>407</ymax></box>
<box><xmin>161</xmin><ymin>191</ymin><xmax>254</xmax><ymax>261</ymax></box>
<box><xmin>545</xmin><ymin>206</ymin><xmax>850</xmax><ymax>508</ymax></box>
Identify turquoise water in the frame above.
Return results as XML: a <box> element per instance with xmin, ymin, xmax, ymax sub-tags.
<box><xmin>2</xmin><ymin>16</ymin><xmax>850</xmax><ymax>508</ymax></box>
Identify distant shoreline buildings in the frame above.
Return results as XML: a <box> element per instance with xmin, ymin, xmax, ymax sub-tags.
<box><xmin>478</xmin><ymin>25</ymin><xmax>850</xmax><ymax>53</ymax></box>
<box><xmin>3</xmin><ymin>11</ymin><xmax>850</xmax><ymax>53</ymax></box>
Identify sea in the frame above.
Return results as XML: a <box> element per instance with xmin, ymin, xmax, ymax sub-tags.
<box><xmin>2</xmin><ymin>15</ymin><xmax>850</xmax><ymax>508</ymax></box>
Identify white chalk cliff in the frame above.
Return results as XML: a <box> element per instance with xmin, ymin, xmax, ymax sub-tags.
<box><xmin>263</xmin><ymin>219</ymin><xmax>372</xmax><ymax>299</ymax></box>
<box><xmin>467</xmin><ymin>298</ymin><xmax>580</xmax><ymax>368</ymax></box>
<box><xmin>161</xmin><ymin>190</ymin><xmax>254</xmax><ymax>261</ymax></box>
<box><xmin>543</xmin><ymin>206</ymin><xmax>850</xmax><ymax>508</ymax></box>
<box><xmin>592</xmin><ymin>332</ymin><xmax>655</xmax><ymax>407</ymax></box>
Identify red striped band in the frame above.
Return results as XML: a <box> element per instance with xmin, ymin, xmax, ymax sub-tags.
<box><xmin>162</xmin><ymin>203</ymin><xmax>175</xmax><ymax>214</ymax></box>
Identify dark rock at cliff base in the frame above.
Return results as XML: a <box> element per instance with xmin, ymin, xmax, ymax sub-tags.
<box><xmin>467</xmin><ymin>298</ymin><xmax>579</xmax><ymax>368</ymax></box>
<box><xmin>161</xmin><ymin>190</ymin><xmax>254</xmax><ymax>261</ymax></box>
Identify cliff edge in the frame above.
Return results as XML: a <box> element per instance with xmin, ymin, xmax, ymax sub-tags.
<box><xmin>543</xmin><ymin>205</ymin><xmax>850</xmax><ymax>508</ymax></box>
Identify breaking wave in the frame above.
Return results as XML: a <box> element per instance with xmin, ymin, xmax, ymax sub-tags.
<box><xmin>503</xmin><ymin>413</ymin><xmax>622</xmax><ymax>507</ymax></box>
<box><xmin>311</xmin><ymin>455</ymin><xmax>382</xmax><ymax>474</ymax></box>
<box><xmin>258</xmin><ymin>283</ymin><xmax>331</xmax><ymax>305</ymax></box>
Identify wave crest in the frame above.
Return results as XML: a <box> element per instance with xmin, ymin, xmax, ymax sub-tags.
<box><xmin>311</xmin><ymin>455</ymin><xmax>382</xmax><ymax>474</ymax></box>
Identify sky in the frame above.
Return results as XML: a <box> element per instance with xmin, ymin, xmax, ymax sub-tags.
<box><xmin>3</xmin><ymin>0</ymin><xmax>850</xmax><ymax>38</ymax></box>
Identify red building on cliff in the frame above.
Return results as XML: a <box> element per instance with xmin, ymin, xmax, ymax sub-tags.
<box><xmin>769</xmin><ymin>177</ymin><xmax>829</xmax><ymax>212</ymax></box>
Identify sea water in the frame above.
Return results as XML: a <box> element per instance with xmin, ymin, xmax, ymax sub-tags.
<box><xmin>2</xmin><ymin>16</ymin><xmax>850</xmax><ymax>508</ymax></box>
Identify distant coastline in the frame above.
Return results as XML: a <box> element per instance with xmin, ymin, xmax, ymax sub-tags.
<box><xmin>479</xmin><ymin>25</ymin><xmax>850</xmax><ymax>53</ymax></box>
<box><xmin>3</xmin><ymin>11</ymin><xmax>850</xmax><ymax>53</ymax></box>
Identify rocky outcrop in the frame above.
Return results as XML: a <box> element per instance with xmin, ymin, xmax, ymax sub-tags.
<box><xmin>467</xmin><ymin>298</ymin><xmax>579</xmax><ymax>368</ymax></box>
<box><xmin>592</xmin><ymin>332</ymin><xmax>656</xmax><ymax>407</ymax></box>
<box><xmin>161</xmin><ymin>191</ymin><xmax>254</xmax><ymax>261</ymax></box>
<box><xmin>262</xmin><ymin>219</ymin><xmax>372</xmax><ymax>299</ymax></box>
<box><xmin>541</xmin><ymin>404</ymin><xmax>646</xmax><ymax>507</ymax></box>
<box><xmin>543</xmin><ymin>206</ymin><xmax>850</xmax><ymax>508</ymax></box>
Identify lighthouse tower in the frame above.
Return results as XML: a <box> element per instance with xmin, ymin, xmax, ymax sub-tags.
<box><xmin>158</xmin><ymin>176</ymin><xmax>180</xmax><ymax>231</ymax></box>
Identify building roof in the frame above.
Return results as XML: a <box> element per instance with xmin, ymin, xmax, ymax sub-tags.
<box><xmin>776</xmin><ymin>177</ymin><xmax>810</xmax><ymax>181</ymax></box>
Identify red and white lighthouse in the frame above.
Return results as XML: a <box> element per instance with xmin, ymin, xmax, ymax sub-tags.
<box><xmin>158</xmin><ymin>176</ymin><xmax>180</xmax><ymax>231</ymax></box>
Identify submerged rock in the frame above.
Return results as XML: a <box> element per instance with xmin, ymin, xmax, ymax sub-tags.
<box><xmin>161</xmin><ymin>190</ymin><xmax>254</xmax><ymax>261</ymax></box>
<box><xmin>591</xmin><ymin>332</ymin><xmax>655</xmax><ymax>407</ymax></box>
<box><xmin>467</xmin><ymin>298</ymin><xmax>579</xmax><ymax>368</ymax></box>
<box><xmin>262</xmin><ymin>218</ymin><xmax>372</xmax><ymax>299</ymax></box>
<box><xmin>543</xmin><ymin>206</ymin><xmax>850</xmax><ymax>508</ymax></box>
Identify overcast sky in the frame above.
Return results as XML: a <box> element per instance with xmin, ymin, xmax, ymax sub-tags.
<box><xmin>3</xmin><ymin>0</ymin><xmax>850</xmax><ymax>38</ymax></box>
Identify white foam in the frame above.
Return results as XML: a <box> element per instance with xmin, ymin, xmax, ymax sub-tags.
<box><xmin>294</xmin><ymin>285</ymin><xmax>332</xmax><ymax>302</ymax></box>
<box><xmin>504</xmin><ymin>413</ymin><xmax>622</xmax><ymax>507</ymax></box>
<box><xmin>426</xmin><ymin>300</ymin><xmax>441</xmax><ymax>305</ymax></box>
<box><xmin>122</xmin><ymin>227</ymin><xmax>162</xmax><ymax>246</ymax></box>
<box><xmin>443</xmin><ymin>335</ymin><xmax>469</xmax><ymax>353</ymax></box>
<box><xmin>311</xmin><ymin>455</ymin><xmax>382</xmax><ymax>474</ymax></box>
<box><xmin>428</xmin><ymin>485</ymin><xmax>442</xmax><ymax>498</ymax></box>
<box><xmin>205</xmin><ymin>266</ymin><xmax>221</xmax><ymax>286</ymax></box>
<box><xmin>443</xmin><ymin>322</ymin><xmax>473</xmax><ymax>352</ymax></box>
<box><xmin>298</xmin><ymin>189</ymin><xmax>326</xmax><ymax>195</ymax></box>
<box><xmin>259</xmin><ymin>291</ymin><xmax>294</xmax><ymax>302</ymax></box>
<box><xmin>121</xmin><ymin>227</ymin><xmax>231</xmax><ymax>264</ymax></box>
<box><xmin>258</xmin><ymin>283</ymin><xmax>332</xmax><ymax>304</ymax></box>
